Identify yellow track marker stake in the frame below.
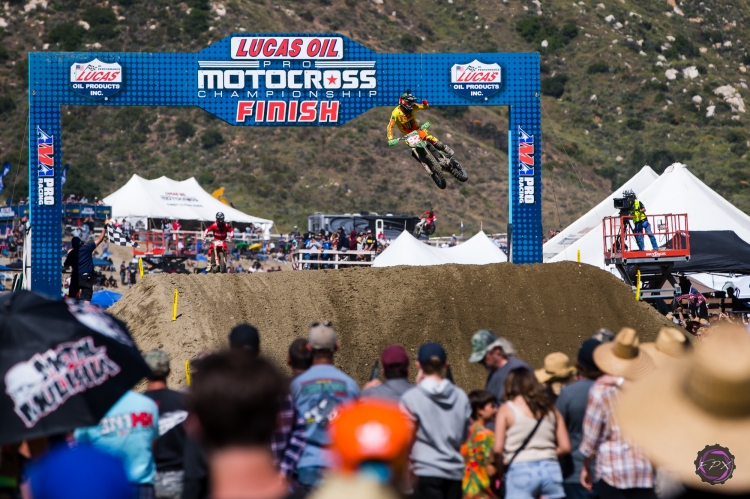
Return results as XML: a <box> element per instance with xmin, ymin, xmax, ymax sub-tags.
<box><xmin>576</xmin><ymin>250</ymin><xmax>580</xmax><ymax>263</ymax></box>
<box><xmin>185</xmin><ymin>360</ymin><xmax>191</xmax><ymax>386</ymax></box>
<box><xmin>138</xmin><ymin>258</ymin><xmax>144</xmax><ymax>278</ymax></box>
<box><xmin>172</xmin><ymin>289</ymin><xmax>179</xmax><ymax>321</ymax></box>
<box><xmin>635</xmin><ymin>270</ymin><xmax>641</xmax><ymax>301</ymax></box>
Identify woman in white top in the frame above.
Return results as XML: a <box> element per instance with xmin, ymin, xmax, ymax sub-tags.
<box><xmin>494</xmin><ymin>368</ymin><xmax>570</xmax><ymax>499</ymax></box>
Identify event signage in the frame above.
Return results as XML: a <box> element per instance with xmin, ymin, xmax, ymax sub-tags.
<box><xmin>28</xmin><ymin>33</ymin><xmax>542</xmax><ymax>296</ymax></box>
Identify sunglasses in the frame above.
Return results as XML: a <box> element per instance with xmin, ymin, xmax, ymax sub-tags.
<box><xmin>309</xmin><ymin>321</ymin><xmax>333</xmax><ymax>328</ymax></box>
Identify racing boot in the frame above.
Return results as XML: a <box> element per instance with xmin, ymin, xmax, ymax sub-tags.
<box><xmin>435</xmin><ymin>141</ymin><xmax>455</xmax><ymax>158</ymax></box>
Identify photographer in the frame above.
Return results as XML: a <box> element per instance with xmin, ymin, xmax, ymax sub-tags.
<box><xmin>624</xmin><ymin>191</ymin><xmax>658</xmax><ymax>251</ymax></box>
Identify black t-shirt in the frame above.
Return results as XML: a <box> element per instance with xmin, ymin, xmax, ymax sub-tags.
<box><xmin>144</xmin><ymin>388</ymin><xmax>188</xmax><ymax>471</ymax></box>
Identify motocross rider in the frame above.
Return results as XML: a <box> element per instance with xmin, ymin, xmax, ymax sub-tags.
<box><xmin>416</xmin><ymin>209</ymin><xmax>436</xmax><ymax>232</ymax></box>
<box><xmin>203</xmin><ymin>212</ymin><xmax>234</xmax><ymax>259</ymax></box>
<box><xmin>387</xmin><ymin>90</ymin><xmax>455</xmax><ymax>158</ymax></box>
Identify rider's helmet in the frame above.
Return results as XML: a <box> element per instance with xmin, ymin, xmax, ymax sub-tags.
<box><xmin>399</xmin><ymin>90</ymin><xmax>417</xmax><ymax>113</ymax></box>
<box><xmin>216</xmin><ymin>212</ymin><xmax>225</xmax><ymax>223</ymax></box>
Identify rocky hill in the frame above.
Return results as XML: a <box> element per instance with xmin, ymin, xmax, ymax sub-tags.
<box><xmin>1</xmin><ymin>0</ymin><xmax>749</xmax><ymax>235</ymax></box>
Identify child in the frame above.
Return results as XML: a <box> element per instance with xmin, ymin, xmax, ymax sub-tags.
<box><xmin>461</xmin><ymin>390</ymin><xmax>498</xmax><ymax>499</ymax></box>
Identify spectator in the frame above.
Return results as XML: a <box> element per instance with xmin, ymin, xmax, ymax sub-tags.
<box><xmin>74</xmin><ymin>390</ymin><xmax>159</xmax><ymax>498</ymax></box>
<box><xmin>362</xmin><ymin>345</ymin><xmax>414</xmax><ymax>402</ymax></box>
<box><xmin>335</xmin><ymin>227</ymin><xmax>348</xmax><ymax>251</ymax></box>
<box><xmin>556</xmin><ymin>339</ymin><xmax>603</xmax><ymax>499</ymax></box>
<box><xmin>400</xmin><ymin>342</ymin><xmax>471</xmax><ymax>499</ymax></box>
<box><xmin>189</xmin><ymin>352</ymin><xmax>292</xmax><ymax>499</ymax></box>
<box><xmin>291</xmin><ymin>226</ymin><xmax>301</xmax><ymax>238</ymax></box>
<box><xmin>590</xmin><ymin>328</ymin><xmax>615</xmax><ymax>343</ymax></box>
<box><xmin>287</xmin><ymin>338</ymin><xmax>312</xmax><ymax>377</ymax></box>
<box><xmin>290</xmin><ymin>322</ymin><xmax>360</xmax><ymax>491</ymax></box>
<box><xmin>616</xmin><ymin>324</ymin><xmax>750</xmax><ymax>499</ymax></box>
<box><xmin>228</xmin><ymin>324</ymin><xmax>306</xmax><ymax>482</ymax></box>
<box><xmin>469</xmin><ymin>330</ymin><xmax>531</xmax><ymax>406</ymax></box>
<box><xmin>129</xmin><ymin>263</ymin><xmax>138</xmax><ymax>288</ymax></box>
<box><xmin>64</xmin><ymin>230</ymin><xmax>107</xmax><ymax>302</ymax></box>
<box><xmin>579</xmin><ymin>328</ymin><xmax>655</xmax><ymax>499</ymax></box>
<box><xmin>535</xmin><ymin>352</ymin><xmax>577</xmax><ymax>400</ymax></box>
<box><xmin>493</xmin><ymin>368</ymin><xmax>570</xmax><ymax>499</ymax></box>
<box><xmin>639</xmin><ymin>327</ymin><xmax>689</xmax><ymax>368</ymax></box>
<box><xmin>143</xmin><ymin>350</ymin><xmax>189</xmax><ymax>499</ymax></box>
<box><xmin>461</xmin><ymin>390</ymin><xmax>498</xmax><ymax>499</ymax></box>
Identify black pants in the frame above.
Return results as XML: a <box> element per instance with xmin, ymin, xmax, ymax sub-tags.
<box><xmin>414</xmin><ymin>476</ymin><xmax>462</xmax><ymax>499</ymax></box>
<box><xmin>599</xmin><ymin>481</ymin><xmax>656</xmax><ymax>499</ymax></box>
<box><xmin>77</xmin><ymin>273</ymin><xmax>94</xmax><ymax>302</ymax></box>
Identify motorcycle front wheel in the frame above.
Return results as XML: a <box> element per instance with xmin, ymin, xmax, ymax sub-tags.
<box><xmin>420</xmin><ymin>149</ymin><xmax>446</xmax><ymax>190</ymax></box>
<box><xmin>448</xmin><ymin>158</ymin><xmax>468</xmax><ymax>182</ymax></box>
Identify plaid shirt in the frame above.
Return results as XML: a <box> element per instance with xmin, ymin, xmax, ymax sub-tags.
<box><xmin>579</xmin><ymin>379</ymin><xmax>654</xmax><ymax>489</ymax></box>
<box><xmin>271</xmin><ymin>394</ymin><xmax>307</xmax><ymax>478</ymax></box>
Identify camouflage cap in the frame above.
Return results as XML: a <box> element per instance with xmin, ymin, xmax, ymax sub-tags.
<box><xmin>469</xmin><ymin>329</ymin><xmax>498</xmax><ymax>363</ymax></box>
<box><xmin>144</xmin><ymin>349</ymin><xmax>171</xmax><ymax>377</ymax></box>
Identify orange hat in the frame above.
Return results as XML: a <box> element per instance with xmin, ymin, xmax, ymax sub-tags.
<box><xmin>329</xmin><ymin>399</ymin><xmax>415</xmax><ymax>473</ymax></box>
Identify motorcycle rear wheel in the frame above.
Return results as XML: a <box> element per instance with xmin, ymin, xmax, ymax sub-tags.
<box><xmin>426</xmin><ymin>224</ymin><xmax>436</xmax><ymax>236</ymax></box>
<box><xmin>219</xmin><ymin>252</ymin><xmax>227</xmax><ymax>273</ymax></box>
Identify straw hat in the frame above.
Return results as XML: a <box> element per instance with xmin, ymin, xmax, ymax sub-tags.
<box><xmin>618</xmin><ymin>324</ymin><xmax>750</xmax><ymax>492</ymax></box>
<box><xmin>592</xmin><ymin>328</ymin><xmax>654</xmax><ymax>380</ymax></box>
<box><xmin>535</xmin><ymin>352</ymin><xmax>577</xmax><ymax>384</ymax></box>
<box><xmin>640</xmin><ymin>327</ymin><xmax>690</xmax><ymax>367</ymax></box>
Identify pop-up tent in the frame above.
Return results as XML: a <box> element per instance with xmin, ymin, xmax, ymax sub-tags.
<box><xmin>103</xmin><ymin>175</ymin><xmax>274</xmax><ymax>229</ymax></box>
<box><xmin>547</xmin><ymin>163</ymin><xmax>750</xmax><ymax>274</ymax></box>
<box><xmin>544</xmin><ymin>166</ymin><xmax>659</xmax><ymax>262</ymax></box>
<box><xmin>373</xmin><ymin>231</ymin><xmax>507</xmax><ymax>267</ymax></box>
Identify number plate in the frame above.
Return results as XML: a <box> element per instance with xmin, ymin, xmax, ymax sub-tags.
<box><xmin>406</xmin><ymin>134</ymin><xmax>421</xmax><ymax>147</ymax></box>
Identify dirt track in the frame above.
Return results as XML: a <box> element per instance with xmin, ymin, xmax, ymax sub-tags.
<box><xmin>110</xmin><ymin>262</ymin><xmax>674</xmax><ymax>390</ymax></box>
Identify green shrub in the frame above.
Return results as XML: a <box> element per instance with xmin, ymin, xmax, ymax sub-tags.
<box><xmin>626</xmin><ymin>118</ymin><xmax>644</xmax><ymax>130</ymax></box>
<box><xmin>0</xmin><ymin>44</ymin><xmax>8</xmax><ymax>63</ymax></box>
<box><xmin>541</xmin><ymin>74</ymin><xmax>568</xmax><ymax>98</ymax></box>
<box><xmin>83</xmin><ymin>6</ymin><xmax>119</xmax><ymax>40</ymax></box>
<box><xmin>515</xmin><ymin>16</ymin><xmax>568</xmax><ymax>52</ymax></box>
<box><xmin>175</xmin><ymin>119</ymin><xmax>196</xmax><ymax>141</ymax></box>
<box><xmin>14</xmin><ymin>58</ymin><xmax>27</xmax><ymax>82</ymax></box>
<box><xmin>399</xmin><ymin>33</ymin><xmax>422</xmax><ymax>53</ymax></box>
<box><xmin>587</xmin><ymin>62</ymin><xmax>609</xmax><ymax>74</ymax></box>
<box><xmin>197</xmin><ymin>170</ymin><xmax>214</xmax><ymax>185</ymax></box>
<box><xmin>730</xmin><ymin>143</ymin><xmax>748</xmax><ymax>156</ymax></box>
<box><xmin>663</xmin><ymin>34</ymin><xmax>697</xmax><ymax>59</ymax></box>
<box><xmin>184</xmin><ymin>9</ymin><xmax>209</xmax><ymax>37</ymax></box>
<box><xmin>560</xmin><ymin>23</ymin><xmax>578</xmax><ymax>41</ymax></box>
<box><xmin>516</xmin><ymin>16</ymin><xmax>543</xmax><ymax>43</ymax></box>
<box><xmin>47</xmin><ymin>23</ymin><xmax>86</xmax><ymax>51</ymax></box>
<box><xmin>201</xmin><ymin>129</ymin><xmax>224</xmax><ymax>149</ymax></box>
<box><xmin>0</xmin><ymin>96</ymin><xmax>15</xmax><ymax>115</ymax></box>
<box><xmin>726</xmin><ymin>130</ymin><xmax>741</xmax><ymax>143</ymax></box>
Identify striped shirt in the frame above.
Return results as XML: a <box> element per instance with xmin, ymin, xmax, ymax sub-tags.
<box><xmin>271</xmin><ymin>394</ymin><xmax>307</xmax><ymax>479</ymax></box>
<box><xmin>579</xmin><ymin>379</ymin><xmax>654</xmax><ymax>489</ymax></box>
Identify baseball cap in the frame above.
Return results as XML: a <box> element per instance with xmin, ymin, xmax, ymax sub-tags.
<box><xmin>229</xmin><ymin>324</ymin><xmax>260</xmax><ymax>351</ymax></box>
<box><xmin>417</xmin><ymin>342</ymin><xmax>447</xmax><ymax>365</ymax></box>
<box><xmin>468</xmin><ymin>329</ymin><xmax>498</xmax><ymax>363</ymax></box>
<box><xmin>577</xmin><ymin>338</ymin><xmax>601</xmax><ymax>372</ymax></box>
<box><xmin>143</xmin><ymin>349</ymin><xmax>171</xmax><ymax>377</ymax></box>
<box><xmin>28</xmin><ymin>444</ymin><xmax>131</xmax><ymax>499</ymax></box>
<box><xmin>381</xmin><ymin>345</ymin><xmax>410</xmax><ymax>370</ymax></box>
<box><xmin>309</xmin><ymin>322</ymin><xmax>337</xmax><ymax>350</ymax></box>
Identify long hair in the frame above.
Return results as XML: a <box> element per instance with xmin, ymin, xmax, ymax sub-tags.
<box><xmin>504</xmin><ymin>367</ymin><xmax>554</xmax><ymax>419</ymax></box>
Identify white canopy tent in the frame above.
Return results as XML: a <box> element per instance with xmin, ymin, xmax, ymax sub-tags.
<box><xmin>547</xmin><ymin>163</ymin><xmax>750</xmax><ymax>277</ymax></box>
<box><xmin>544</xmin><ymin>166</ymin><xmax>659</xmax><ymax>262</ymax></box>
<box><xmin>373</xmin><ymin>231</ymin><xmax>507</xmax><ymax>267</ymax></box>
<box><xmin>103</xmin><ymin>175</ymin><xmax>274</xmax><ymax>229</ymax></box>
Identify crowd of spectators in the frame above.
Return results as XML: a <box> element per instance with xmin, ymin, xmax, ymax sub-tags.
<box><xmin>12</xmin><ymin>316</ymin><xmax>750</xmax><ymax>499</ymax></box>
<box><xmin>63</xmin><ymin>194</ymin><xmax>107</xmax><ymax>205</ymax></box>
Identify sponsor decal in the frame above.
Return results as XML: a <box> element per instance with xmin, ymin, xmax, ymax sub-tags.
<box><xmin>0</xmin><ymin>207</ymin><xmax>14</xmax><ymax>218</ymax></box>
<box><xmin>37</xmin><ymin>127</ymin><xmax>55</xmax><ymax>206</ymax></box>
<box><xmin>231</xmin><ymin>37</ymin><xmax>344</xmax><ymax>60</ymax></box>
<box><xmin>70</xmin><ymin>58</ymin><xmax>123</xmax><ymax>100</ymax></box>
<box><xmin>235</xmin><ymin>100</ymin><xmax>340</xmax><ymax>123</ymax></box>
<box><xmin>4</xmin><ymin>336</ymin><xmax>120</xmax><ymax>428</ymax></box>
<box><xmin>695</xmin><ymin>444</ymin><xmax>735</xmax><ymax>485</ymax></box>
<box><xmin>645</xmin><ymin>250</ymin><xmax>667</xmax><ymax>257</ymax></box>
<box><xmin>159</xmin><ymin>192</ymin><xmax>203</xmax><ymax>207</ymax></box>
<box><xmin>100</xmin><ymin>411</ymin><xmax>155</xmax><ymax>436</ymax></box>
<box><xmin>518</xmin><ymin>126</ymin><xmax>535</xmax><ymax>204</ymax></box>
<box><xmin>450</xmin><ymin>60</ymin><xmax>502</xmax><ymax>100</ymax></box>
<box><xmin>67</xmin><ymin>301</ymin><xmax>134</xmax><ymax>346</ymax></box>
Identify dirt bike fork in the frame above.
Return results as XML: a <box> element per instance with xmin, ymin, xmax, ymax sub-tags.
<box><xmin>411</xmin><ymin>149</ymin><xmax>432</xmax><ymax>174</ymax></box>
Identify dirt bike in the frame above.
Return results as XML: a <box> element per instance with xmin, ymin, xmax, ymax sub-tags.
<box><xmin>397</xmin><ymin>122</ymin><xmax>468</xmax><ymax>189</ymax></box>
<box><xmin>204</xmin><ymin>238</ymin><xmax>228</xmax><ymax>274</ymax></box>
<box><xmin>413</xmin><ymin>217</ymin><xmax>436</xmax><ymax>238</ymax></box>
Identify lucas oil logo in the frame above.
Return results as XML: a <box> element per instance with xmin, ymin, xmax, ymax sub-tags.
<box><xmin>37</xmin><ymin>127</ymin><xmax>55</xmax><ymax>206</ymax></box>
<box><xmin>4</xmin><ymin>336</ymin><xmax>120</xmax><ymax>428</ymax></box>
<box><xmin>450</xmin><ymin>60</ymin><xmax>501</xmax><ymax>100</ymax></box>
<box><xmin>70</xmin><ymin>58</ymin><xmax>123</xmax><ymax>100</ymax></box>
<box><xmin>518</xmin><ymin>127</ymin><xmax>535</xmax><ymax>205</ymax></box>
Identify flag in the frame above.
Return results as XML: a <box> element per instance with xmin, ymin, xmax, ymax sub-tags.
<box><xmin>0</xmin><ymin>162</ymin><xmax>10</xmax><ymax>195</ymax></box>
<box><xmin>106</xmin><ymin>223</ymin><xmax>137</xmax><ymax>247</ymax></box>
<box><xmin>62</xmin><ymin>164</ymin><xmax>70</xmax><ymax>186</ymax></box>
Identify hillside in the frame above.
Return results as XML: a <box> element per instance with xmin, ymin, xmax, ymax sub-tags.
<box><xmin>1</xmin><ymin>0</ymin><xmax>749</xmax><ymax>235</ymax></box>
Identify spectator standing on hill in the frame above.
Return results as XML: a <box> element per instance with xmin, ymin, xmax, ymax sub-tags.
<box><xmin>556</xmin><ymin>339</ymin><xmax>603</xmax><ymax>499</ymax></box>
<box><xmin>362</xmin><ymin>345</ymin><xmax>414</xmax><ymax>402</ymax></box>
<box><xmin>74</xmin><ymin>390</ymin><xmax>159</xmax><ymax>498</ymax></box>
<box><xmin>401</xmin><ymin>342</ymin><xmax>471</xmax><ymax>499</ymax></box>
<box><xmin>461</xmin><ymin>390</ymin><xmax>498</xmax><ymax>499</ymax></box>
<box><xmin>291</xmin><ymin>322</ymin><xmax>360</xmax><ymax>491</ymax></box>
<box><xmin>493</xmin><ymin>368</ymin><xmax>570</xmax><ymax>499</ymax></box>
<box><xmin>228</xmin><ymin>324</ymin><xmax>306</xmax><ymax>483</ymax></box>
<box><xmin>579</xmin><ymin>329</ymin><xmax>655</xmax><ymax>499</ymax></box>
<box><xmin>469</xmin><ymin>330</ymin><xmax>531</xmax><ymax>406</ymax></box>
<box><xmin>64</xmin><ymin>230</ymin><xmax>107</xmax><ymax>302</ymax></box>
<box><xmin>144</xmin><ymin>350</ymin><xmax>189</xmax><ymax>499</ymax></box>
<box><xmin>190</xmin><ymin>352</ymin><xmax>294</xmax><ymax>499</ymax></box>
<box><xmin>287</xmin><ymin>338</ymin><xmax>313</xmax><ymax>378</ymax></box>
<box><xmin>129</xmin><ymin>263</ymin><xmax>138</xmax><ymax>288</ymax></box>
<box><xmin>120</xmin><ymin>261</ymin><xmax>127</xmax><ymax>285</ymax></box>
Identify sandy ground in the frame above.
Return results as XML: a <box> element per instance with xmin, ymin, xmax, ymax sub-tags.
<box><xmin>109</xmin><ymin>261</ymin><xmax>674</xmax><ymax>391</ymax></box>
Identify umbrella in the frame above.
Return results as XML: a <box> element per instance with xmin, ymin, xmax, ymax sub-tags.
<box><xmin>0</xmin><ymin>265</ymin><xmax>12</xmax><ymax>271</ymax></box>
<box><xmin>0</xmin><ymin>291</ymin><xmax>150</xmax><ymax>445</ymax></box>
<box><xmin>195</xmin><ymin>254</ymin><xmax>208</xmax><ymax>262</ymax></box>
<box><xmin>93</xmin><ymin>258</ymin><xmax>112</xmax><ymax>267</ymax></box>
<box><xmin>90</xmin><ymin>290</ymin><xmax>123</xmax><ymax>309</ymax></box>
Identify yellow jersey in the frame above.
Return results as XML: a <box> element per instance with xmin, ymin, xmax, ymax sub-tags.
<box><xmin>386</xmin><ymin>103</ymin><xmax>428</xmax><ymax>140</ymax></box>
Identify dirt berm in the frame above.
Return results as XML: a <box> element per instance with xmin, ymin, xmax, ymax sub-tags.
<box><xmin>111</xmin><ymin>262</ymin><xmax>674</xmax><ymax>391</ymax></box>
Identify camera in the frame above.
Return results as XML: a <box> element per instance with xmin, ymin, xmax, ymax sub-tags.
<box><xmin>613</xmin><ymin>190</ymin><xmax>636</xmax><ymax>212</ymax></box>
